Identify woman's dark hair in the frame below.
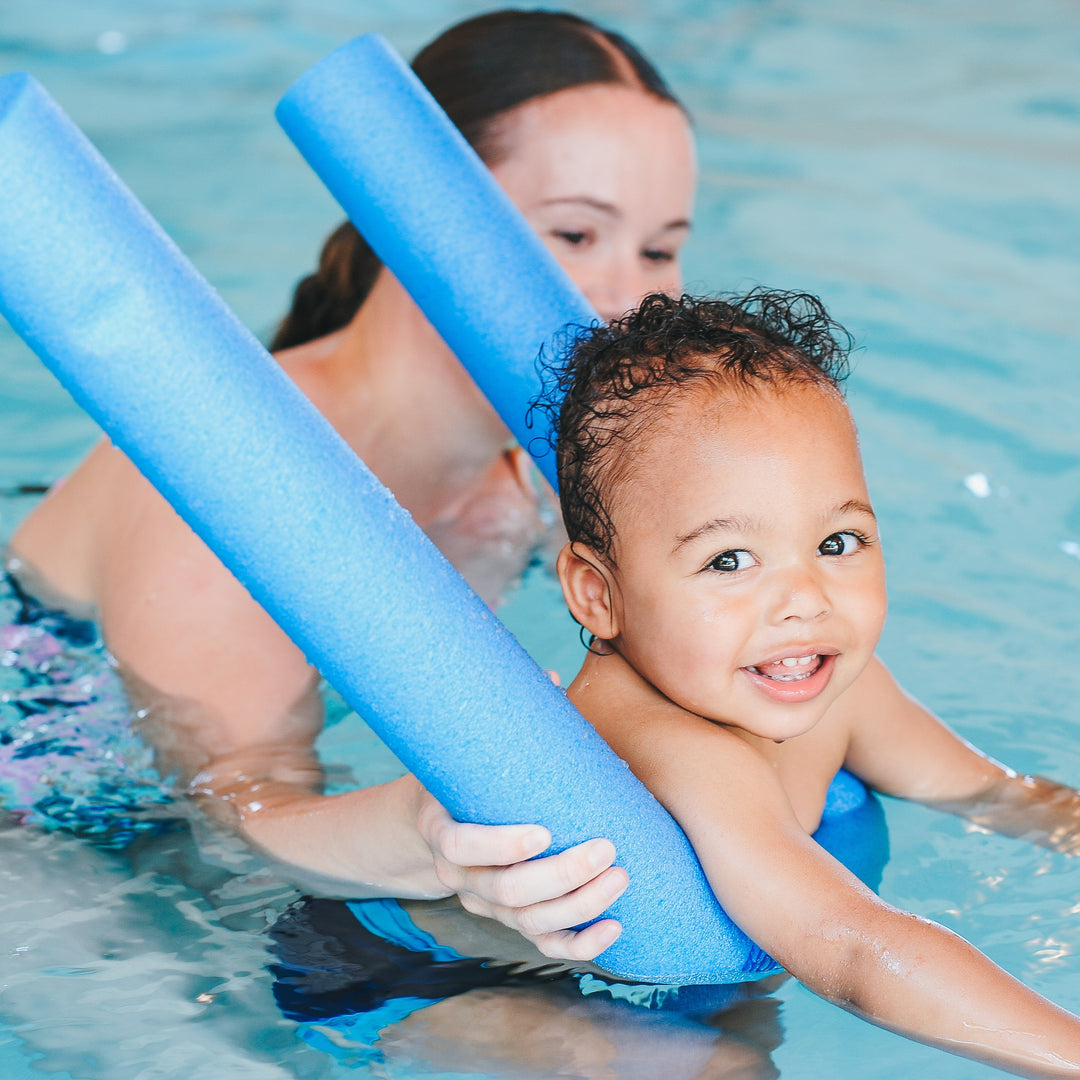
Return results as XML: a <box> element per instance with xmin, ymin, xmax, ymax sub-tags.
<box><xmin>270</xmin><ymin>9</ymin><xmax>683</xmax><ymax>351</ymax></box>
<box><xmin>534</xmin><ymin>290</ymin><xmax>853</xmax><ymax>563</ymax></box>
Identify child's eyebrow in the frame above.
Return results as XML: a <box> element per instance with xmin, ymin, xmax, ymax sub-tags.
<box><xmin>836</xmin><ymin>499</ymin><xmax>877</xmax><ymax>521</ymax></box>
<box><xmin>672</xmin><ymin>517</ymin><xmax>746</xmax><ymax>552</ymax></box>
<box><xmin>671</xmin><ymin>500</ymin><xmax>877</xmax><ymax>553</ymax></box>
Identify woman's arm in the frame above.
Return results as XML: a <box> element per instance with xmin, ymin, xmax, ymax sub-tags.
<box><xmin>184</xmin><ymin>721</ymin><xmax>627</xmax><ymax>958</ymax></box>
<box><xmin>843</xmin><ymin>657</ymin><xmax>1080</xmax><ymax>853</ymax></box>
<box><xmin>618</xmin><ymin>704</ymin><xmax>1080</xmax><ymax>1078</ymax></box>
<box><xmin>200</xmin><ymin>763</ymin><xmax>627</xmax><ymax>962</ymax></box>
<box><xmin>18</xmin><ymin>448</ymin><xmax>626</xmax><ymax>957</ymax></box>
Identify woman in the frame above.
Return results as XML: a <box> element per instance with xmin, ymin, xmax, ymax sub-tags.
<box><xmin>8</xmin><ymin>10</ymin><xmax>696</xmax><ymax>960</ymax></box>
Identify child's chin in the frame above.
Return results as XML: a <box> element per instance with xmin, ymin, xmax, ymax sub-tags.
<box><xmin>743</xmin><ymin>710</ymin><xmax>827</xmax><ymax>744</ymax></box>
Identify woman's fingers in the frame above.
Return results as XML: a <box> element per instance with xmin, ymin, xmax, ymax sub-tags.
<box><xmin>450</xmin><ymin>847</ymin><xmax>628</xmax><ymax>961</ymax></box>
<box><xmin>417</xmin><ymin>796</ymin><xmax>551</xmax><ymax>869</ymax></box>
<box><xmin>416</xmin><ymin>792</ymin><xmax>627</xmax><ymax>960</ymax></box>
<box><xmin>459</xmin><ymin>861</ymin><xmax>628</xmax><ymax>938</ymax></box>
<box><xmin>523</xmin><ymin>918</ymin><xmax>623</xmax><ymax>962</ymax></box>
<box><xmin>452</xmin><ymin>838</ymin><xmax>621</xmax><ymax>910</ymax></box>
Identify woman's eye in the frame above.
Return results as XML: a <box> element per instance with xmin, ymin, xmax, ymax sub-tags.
<box><xmin>554</xmin><ymin>230</ymin><xmax>589</xmax><ymax>247</ymax></box>
<box><xmin>707</xmin><ymin>549</ymin><xmax>755</xmax><ymax>573</ymax></box>
<box><xmin>818</xmin><ymin>532</ymin><xmax>863</xmax><ymax>557</ymax></box>
<box><xmin>642</xmin><ymin>248</ymin><xmax>675</xmax><ymax>264</ymax></box>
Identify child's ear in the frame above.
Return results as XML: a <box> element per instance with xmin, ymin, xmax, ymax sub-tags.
<box><xmin>556</xmin><ymin>542</ymin><xmax>619</xmax><ymax>641</ymax></box>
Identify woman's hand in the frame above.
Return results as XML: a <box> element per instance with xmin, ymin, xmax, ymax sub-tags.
<box><xmin>416</xmin><ymin>791</ymin><xmax>627</xmax><ymax>961</ymax></box>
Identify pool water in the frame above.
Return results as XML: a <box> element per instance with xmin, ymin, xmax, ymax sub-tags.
<box><xmin>2</xmin><ymin>0</ymin><xmax>1080</xmax><ymax>1076</ymax></box>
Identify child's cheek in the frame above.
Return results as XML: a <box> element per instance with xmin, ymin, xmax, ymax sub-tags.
<box><xmin>845</xmin><ymin>568</ymin><xmax>888</xmax><ymax>672</ymax></box>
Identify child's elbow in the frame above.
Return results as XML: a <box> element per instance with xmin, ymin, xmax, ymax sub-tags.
<box><xmin>790</xmin><ymin>906</ymin><xmax>933</xmax><ymax>1015</ymax></box>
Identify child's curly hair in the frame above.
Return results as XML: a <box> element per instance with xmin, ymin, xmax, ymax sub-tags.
<box><xmin>531</xmin><ymin>290</ymin><xmax>854</xmax><ymax>563</ymax></box>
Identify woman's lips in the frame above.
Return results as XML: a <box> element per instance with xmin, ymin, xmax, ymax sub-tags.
<box><xmin>741</xmin><ymin>652</ymin><xmax>837</xmax><ymax>703</ymax></box>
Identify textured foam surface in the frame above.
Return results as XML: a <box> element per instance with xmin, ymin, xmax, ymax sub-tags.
<box><xmin>0</xmin><ymin>70</ymin><xmax>886</xmax><ymax>984</ymax></box>
<box><xmin>276</xmin><ymin>34</ymin><xmax>598</xmax><ymax>490</ymax></box>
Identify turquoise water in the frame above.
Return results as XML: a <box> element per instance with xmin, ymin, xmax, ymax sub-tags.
<box><xmin>2</xmin><ymin>0</ymin><xmax>1080</xmax><ymax>1076</ymax></box>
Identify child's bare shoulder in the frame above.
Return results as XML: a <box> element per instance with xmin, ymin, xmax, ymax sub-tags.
<box><xmin>572</xmin><ymin>646</ymin><xmax>865</xmax><ymax>832</ymax></box>
<box><xmin>569</xmin><ymin>648</ymin><xmax>739</xmax><ymax>739</ymax></box>
<box><xmin>569</xmin><ymin>649</ymin><xmax>786</xmax><ymax>795</ymax></box>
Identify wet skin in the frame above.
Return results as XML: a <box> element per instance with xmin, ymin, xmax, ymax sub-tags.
<box><xmin>578</xmin><ymin>381</ymin><xmax>887</xmax><ymax>748</ymax></box>
<box><xmin>556</xmin><ymin>378</ymin><xmax>1080</xmax><ymax>1076</ymax></box>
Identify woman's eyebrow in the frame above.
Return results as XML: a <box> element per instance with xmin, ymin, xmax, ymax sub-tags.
<box><xmin>538</xmin><ymin>195</ymin><xmax>692</xmax><ymax>233</ymax></box>
<box><xmin>540</xmin><ymin>195</ymin><xmax>619</xmax><ymax>215</ymax></box>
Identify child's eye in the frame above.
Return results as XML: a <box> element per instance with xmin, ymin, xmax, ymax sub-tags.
<box><xmin>707</xmin><ymin>549</ymin><xmax>756</xmax><ymax>573</ymax></box>
<box><xmin>818</xmin><ymin>531</ymin><xmax>867</xmax><ymax>557</ymax></box>
<box><xmin>642</xmin><ymin>247</ymin><xmax>675</xmax><ymax>264</ymax></box>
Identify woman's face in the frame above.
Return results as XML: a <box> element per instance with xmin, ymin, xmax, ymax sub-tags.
<box><xmin>489</xmin><ymin>84</ymin><xmax>697</xmax><ymax>322</ymax></box>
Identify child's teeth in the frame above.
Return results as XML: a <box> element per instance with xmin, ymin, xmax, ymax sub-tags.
<box><xmin>751</xmin><ymin>654</ymin><xmax>822</xmax><ymax>681</ymax></box>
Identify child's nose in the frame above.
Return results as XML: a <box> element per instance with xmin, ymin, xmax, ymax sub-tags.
<box><xmin>769</xmin><ymin>564</ymin><xmax>831</xmax><ymax>624</ymax></box>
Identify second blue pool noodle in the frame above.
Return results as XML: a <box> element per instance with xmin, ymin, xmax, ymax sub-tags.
<box><xmin>276</xmin><ymin>34</ymin><xmax>596</xmax><ymax>490</ymax></box>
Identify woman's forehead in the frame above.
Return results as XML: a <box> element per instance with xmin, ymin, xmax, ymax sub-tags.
<box><xmin>489</xmin><ymin>84</ymin><xmax>695</xmax><ymax>194</ymax></box>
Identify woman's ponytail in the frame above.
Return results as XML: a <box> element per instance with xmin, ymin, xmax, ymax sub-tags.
<box><xmin>269</xmin><ymin>222</ymin><xmax>380</xmax><ymax>352</ymax></box>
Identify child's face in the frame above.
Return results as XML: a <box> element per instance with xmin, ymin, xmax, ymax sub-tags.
<box><xmin>591</xmin><ymin>379</ymin><xmax>887</xmax><ymax>743</ymax></box>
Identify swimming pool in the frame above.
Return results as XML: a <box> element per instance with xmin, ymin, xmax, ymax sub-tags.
<box><xmin>2</xmin><ymin>0</ymin><xmax>1079</xmax><ymax>1076</ymax></box>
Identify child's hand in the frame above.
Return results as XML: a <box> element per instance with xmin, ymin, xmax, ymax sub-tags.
<box><xmin>929</xmin><ymin>772</ymin><xmax>1080</xmax><ymax>856</ymax></box>
<box><xmin>416</xmin><ymin>793</ymin><xmax>627</xmax><ymax>961</ymax></box>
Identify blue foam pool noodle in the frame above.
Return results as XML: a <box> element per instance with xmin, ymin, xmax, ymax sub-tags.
<box><xmin>0</xmin><ymin>71</ymin><xmax>885</xmax><ymax>985</ymax></box>
<box><xmin>275</xmin><ymin>34</ymin><xmax>598</xmax><ymax>490</ymax></box>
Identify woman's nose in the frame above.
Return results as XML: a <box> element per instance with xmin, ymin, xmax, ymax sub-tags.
<box><xmin>585</xmin><ymin>275</ymin><xmax>640</xmax><ymax>323</ymax></box>
<box><xmin>584</xmin><ymin>257</ymin><xmax>676</xmax><ymax>323</ymax></box>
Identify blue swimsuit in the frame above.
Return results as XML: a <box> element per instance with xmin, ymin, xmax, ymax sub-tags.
<box><xmin>269</xmin><ymin>893</ymin><xmax>757</xmax><ymax>1061</ymax></box>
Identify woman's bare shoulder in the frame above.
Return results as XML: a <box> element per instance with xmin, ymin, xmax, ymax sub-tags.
<box><xmin>422</xmin><ymin>448</ymin><xmax>547</xmax><ymax>605</ymax></box>
<box><xmin>15</xmin><ymin>437</ymin><xmax>317</xmax><ymax>746</ymax></box>
<box><xmin>11</xmin><ymin>438</ymin><xmax>135</xmax><ymax>602</ymax></box>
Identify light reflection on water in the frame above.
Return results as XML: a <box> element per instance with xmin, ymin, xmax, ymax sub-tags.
<box><xmin>1</xmin><ymin>1</ymin><xmax>1079</xmax><ymax>1078</ymax></box>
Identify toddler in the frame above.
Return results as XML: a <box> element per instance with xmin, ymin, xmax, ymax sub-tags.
<box><xmin>539</xmin><ymin>290</ymin><xmax>1080</xmax><ymax>1078</ymax></box>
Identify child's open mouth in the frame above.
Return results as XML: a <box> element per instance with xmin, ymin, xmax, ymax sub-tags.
<box><xmin>741</xmin><ymin>652</ymin><xmax>836</xmax><ymax>702</ymax></box>
<box><xmin>747</xmin><ymin>654</ymin><xmax>822</xmax><ymax>682</ymax></box>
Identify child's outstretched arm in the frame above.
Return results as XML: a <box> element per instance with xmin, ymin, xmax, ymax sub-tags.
<box><xmin>843</xmin><ymin>658</ymin><xmax>1080</xmax><ymax>854</ymax></box>
<box><xmin>614</xmin><ymin>701</ymin><xmax>1080</xmax><ymax>1079</ymax></box>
